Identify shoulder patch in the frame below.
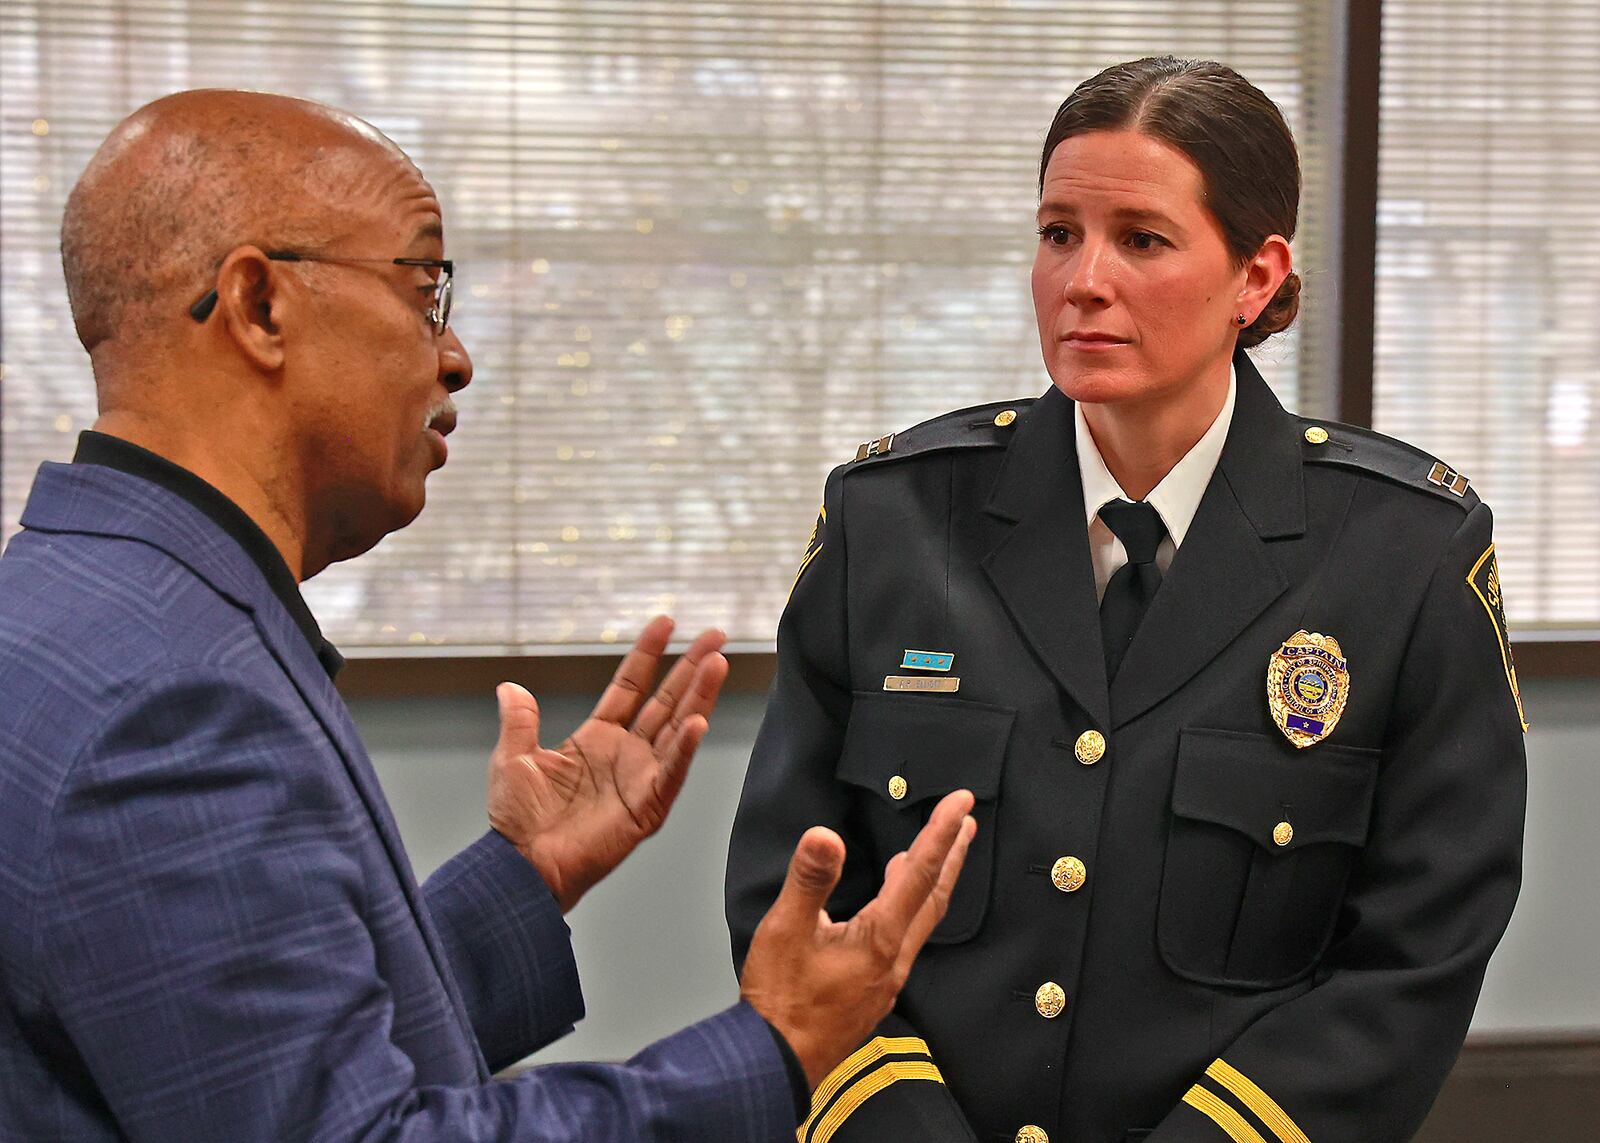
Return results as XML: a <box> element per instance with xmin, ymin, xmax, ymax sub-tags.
<box><xmin>1295</xmin><ymin>417</ymin><xmax>1477</xmax><ymax>511</ymax></box>
<box><xmin>847</xmin><ymin>397</ymin><xmax>1036</xmax><ymax>470</ymax></box>
<box><xmin>790</xmin><ymin>504</ymin><xmax>826</xmax><ymax>598</ymax></box>
<box><xmin>1466</xmin><ymin>544</ymin><xmax>1529</xmax><ymax>732</ymax></box>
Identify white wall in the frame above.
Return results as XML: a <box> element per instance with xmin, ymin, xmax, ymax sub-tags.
<box><xmin>353</xmin><ymin>676</ymin><xmax>1600</xmax><ymax>1064</ymax></box>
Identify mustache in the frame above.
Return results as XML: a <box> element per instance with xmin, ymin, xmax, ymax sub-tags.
<box><xmin>424</xmin><ymin>398</ymin><xmax>457</xmax><ymax>432</ymax></box>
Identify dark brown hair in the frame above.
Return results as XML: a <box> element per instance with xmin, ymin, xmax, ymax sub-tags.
<box><xmin>1038</xmin><ymin>56</ymin><xmax>1301</xmax><ymax>349</ymax></box>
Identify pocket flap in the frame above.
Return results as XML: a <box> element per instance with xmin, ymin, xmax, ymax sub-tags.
<box><xmin>1172</xmin><ymin>727</ymin><xmax>1379</xmax><ymax>852</ymax></box>
<box><xmin>836</xmin><ymin>693</ymin><xmax>1015</xmax><ymax>804</ymax></box>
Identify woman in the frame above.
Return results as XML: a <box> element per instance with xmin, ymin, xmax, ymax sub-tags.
<box><xmin>727</xmin><ymin>58</ymin><xmax>1525</xmax><ymax>1143</ymax></box>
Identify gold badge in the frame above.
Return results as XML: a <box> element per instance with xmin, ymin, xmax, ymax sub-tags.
<box><xmin>1467</xmin><ymin>544</ymin><xmax>1529</xmax><ymax>732</ymax></box>
<box><xmin>1267</xmin><ymin>630</ymin><xmax>1350</xmax><ymax>748</ymax></box>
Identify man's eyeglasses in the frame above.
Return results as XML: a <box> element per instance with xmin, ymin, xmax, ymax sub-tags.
<box><xmin>188</xmin><ymin>251</ymin><xmax>454</xmax><ymax>335</ymax></box>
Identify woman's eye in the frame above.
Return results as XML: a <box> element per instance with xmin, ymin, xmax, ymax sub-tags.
<box><xmin>1127</xmin><ymin>231</ymin><xmax>1164</xmax><ymax>252</ymax></box>
<box><xmin>1037</xmin><ymin>224</ymin><xmax>1074</xmax><ymax>246</ymax></box>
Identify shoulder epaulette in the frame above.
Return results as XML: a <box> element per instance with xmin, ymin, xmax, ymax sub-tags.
<box><xmin>845</xmin><ymin>397</ymin><xmax>1036</xmax><ymax>470</ymax></box>
<box><xmin>1294</xmin><ymin>416</ymin><xmax>1477</xmax><ymax>510</ymax></box>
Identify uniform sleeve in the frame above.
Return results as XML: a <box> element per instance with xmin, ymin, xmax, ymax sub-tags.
<box><xmin>40</xmin><ymin>668</ymin><xmax>798</xmax><ymax>1143</ymax></box>
<box><xmin>1150</xmin><ymin>501</ymin><xmax>1527</xmax><ymax>1143</ymax></box>
<box><xmin>726</xmin><ymin>469</ymin><xmax>980</xmax><ymax>1143</ymax></box>
<box><xmin>422</xmin><ymin>829</ymin><xmax>584</xmax><ymax>1071</ymax></box>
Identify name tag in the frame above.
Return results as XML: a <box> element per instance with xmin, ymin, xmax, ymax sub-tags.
<box><xmin>883</xmin><ymin>675</ymin><xmax>960</xmax><ymax>694</ymax></box>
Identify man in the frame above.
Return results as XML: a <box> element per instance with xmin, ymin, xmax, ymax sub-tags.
<box><xmin>0</xmin><ymin>90</ymin><xmax>976</xmax><ymax>1142</ymax></box>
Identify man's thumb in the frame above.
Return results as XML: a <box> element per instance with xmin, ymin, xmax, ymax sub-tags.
<box><xmin>495</xmin><ymin>681</ymin><xmax>542</xmax><ymax>745</ymax></box>
<box><xmin>773</xmin><ymin>826</ymin><xmax>846</xmax><ymax>925</ymax></box>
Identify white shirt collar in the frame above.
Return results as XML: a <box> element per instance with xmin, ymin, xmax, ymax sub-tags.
<box><xmin>1074</xmin><ymin>361</ymin><xmax>1237</xmax><ymax>551</ymax></box>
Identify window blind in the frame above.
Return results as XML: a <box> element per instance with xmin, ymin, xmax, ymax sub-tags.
<box><xmin>1376</xmin><ymin>0</ymin><xmax>1599</xmax><ymax>634</ymax></box>
<box><xmin>2</xmin><ymin>0</ymin><xmax>1338</xmax><ymax>653</ymax></box>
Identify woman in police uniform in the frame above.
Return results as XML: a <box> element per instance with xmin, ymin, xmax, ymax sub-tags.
<box><xmin>727</xmin><ymin>57</ymin><xmax>1526</xmax><ymax>1143</ymax></box>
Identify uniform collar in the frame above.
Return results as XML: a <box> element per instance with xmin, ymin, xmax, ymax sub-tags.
<box><xmin>1074</xmin><ymin>360</ymin><xmax>1237</xmax><ymax>550</ymax></box>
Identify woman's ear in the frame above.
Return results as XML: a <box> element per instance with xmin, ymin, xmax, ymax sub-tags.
<box><xmin>1237</xmin><ymin>234</ymin><xmax>1293</xmax><ymax>324</ymax></box>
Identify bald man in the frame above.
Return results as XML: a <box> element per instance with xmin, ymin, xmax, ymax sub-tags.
<box><xmin>0</xmin><ymin>91</ymin><xmax>975</xmax><ymax>1142</ymax></box>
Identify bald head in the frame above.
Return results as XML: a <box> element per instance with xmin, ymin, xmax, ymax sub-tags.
<box><xmin>61</xmin><ymin>90</ymin><xmax>417</xmax><ymax>362</ymax></box>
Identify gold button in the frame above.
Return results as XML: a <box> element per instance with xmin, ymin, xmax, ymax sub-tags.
<box><xmin>1016</xmin><ymin>1128</ymin><xmax>1050</xmax><ymax>1143</ymax></box>
<box><xmin>1051</xmin><ymin>856</ymin><xmax>1087</xmax><ymax>893</ymax></box>
<box><xmin>1273</xmin><ymin>821</ymin><xmax>1294</xmax><ymax>846</ymax></box>
<box><xmin>994</xmin><ymin>409</ymin><xmax>1017</xmax><ymax>427</ymax></box>
<box><xmin>888</xmin><ymin>775</ymin><xmax>908</xmax><ymax>801</ymax></box>
<box><xmin>1073</xmin><ymin>729</ymin><xmax>1105</xmax><ymax>765</ymax></box>
<box><xmin>1303</xmin><ymin>425</ymin><xmax>1329</xmax><ymax>445</ymax></box>
<box><xmin>1034</xmin><ymin>981</ymin><xmax>1066</xmax><ymax>1019</ymax></box>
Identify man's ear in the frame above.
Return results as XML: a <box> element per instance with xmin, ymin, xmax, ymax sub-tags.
<box><xmin>1236</xmin><ymin>234</ymin><xmax>1293</xmax><ymax>323</ymax></box>
<box><xmin>214</xmin><ymin>246</ymin><xmax>287</xmax><ymax>372</ymax></box>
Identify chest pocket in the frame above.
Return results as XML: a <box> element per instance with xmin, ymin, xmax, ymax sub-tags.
<box><xmin>1158</xmin><ymin>726</ymin><xmax>1380</xmax><ymax>989</ymax></box>
<box><xmin>836</xmin><ymin>692</ymin><xmax>1015</xmax><ymax>944</ymax></box>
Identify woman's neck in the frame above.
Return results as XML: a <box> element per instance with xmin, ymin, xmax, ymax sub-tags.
<box><xmin>1079</xmin><ymin>357</ymin><xmax>1233</xmax><ymax>500</ymax></box>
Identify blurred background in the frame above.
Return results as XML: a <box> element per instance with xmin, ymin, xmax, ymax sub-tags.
<box><xmin>3</xmin><ymin>1</ymin><xmax>1596</xmax><ymax>1137</ymax></box>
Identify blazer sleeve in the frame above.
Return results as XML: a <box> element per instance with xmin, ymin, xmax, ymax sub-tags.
<box><xmin>423</xmin><ymin>829</ymin><xmax>584</xmax><ymax>1070</ymax></box>
<box><xmin>726</xmin><ymin>469</ymin><xmax>980</xmax><ymax>1143</ymax></box>
<box><xmin>38</xmin><ymin>667</ymin><xmax>798</xmax><ymax>1143</ymax></box>
<box><xmin>1149</xmin><ymin>501</ymin><xmax>1527</xmax><ymax>1143</ymax></box>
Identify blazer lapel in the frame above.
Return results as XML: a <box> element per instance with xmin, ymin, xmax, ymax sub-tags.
<box><xmin>1109</xmin><ymin>351</ymin><xmax>1306</xmax><ymax>728</ymax></box>
<box><xmin>981</xmin><ymin>387</ymin><xmax>1112</xmax><ymax>729</ymax></box>
<box><xmin>20</xmin><ymin>463</ymin><xmax>486</xmax><ymax>1076</ymax></box>
<box><xmin>241</xmin><ymin>558</ymin><xmax>489</xmax><ymax>1078</ymax></box>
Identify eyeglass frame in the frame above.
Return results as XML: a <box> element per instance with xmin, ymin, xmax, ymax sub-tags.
<box><xmin>188</xmin><ymin>250</ymin><xmax>454</xmax><ymax>335</ymax></box>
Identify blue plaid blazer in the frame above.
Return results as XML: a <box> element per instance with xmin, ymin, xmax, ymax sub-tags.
<box><xmin>0</xmin><ymin>462</ymin><xmax>794</xmax><ymax>1142</ymax></box>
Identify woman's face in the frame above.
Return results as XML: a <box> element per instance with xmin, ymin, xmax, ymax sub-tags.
<box><xmin>1032</xmin><ymin>128</ymin><xmax>1255</xmax><ymax>409</ymax></box>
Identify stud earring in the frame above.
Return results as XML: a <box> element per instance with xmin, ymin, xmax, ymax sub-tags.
<box><xmin>1236</xmin><ymin>314</ymin><xmax>1248</xmax><ymax>326</ymax></box>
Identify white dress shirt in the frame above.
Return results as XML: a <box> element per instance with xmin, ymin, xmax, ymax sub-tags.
<box><xmin>1076</xmin><ymin>363</ymin><xmax>1237</xmax><ymax>601</ymax></box>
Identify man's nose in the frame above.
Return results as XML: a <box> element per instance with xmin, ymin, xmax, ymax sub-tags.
<box><xmin>438</xmin><ymin>327</ymin><xmax>473</xmax><ymax>393</ymax></box>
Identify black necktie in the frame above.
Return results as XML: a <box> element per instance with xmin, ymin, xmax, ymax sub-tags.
<box><xmin>1098</xmin><ymin>498</ymin><xmax>1167</xmax><ymax>683</ymax></box>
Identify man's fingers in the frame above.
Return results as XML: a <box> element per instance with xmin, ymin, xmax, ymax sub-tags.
<box><xmin>634</xmin><ymin>628</ymin><xmax>727</xmax><ymax>743</ymax></box>
<box><xmin>651</xmin><ymin>712</ymin><xmax>707</xmax><ymax>816</ymax></box>
<box><xmin>650</xmin><ymin>649</ymin><xmax>728</xmax><ymax>751</ymax></box>
<box><xmin>767</xmin><ymin>826</ymin><xmax>847</xmax><ymax>936</ymax></box>
<box><xmin>590</xmin><ymin>615</ymin><xmax>675</xmax><ymax>725</ymax></box>
<box><xmin>893</xmin><ymin>814</ymin><xmax>976</xmax><ymax>979</ymax></box>
<box><xmin>864</xmin><ymin>789</ymin><xmax>975</xmax><ymax>938</ymax></box>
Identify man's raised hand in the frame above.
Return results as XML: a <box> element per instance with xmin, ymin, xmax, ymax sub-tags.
<box><xmin>487</xmin><ymin>616</ymin><xmax>729</xmax><ymax>912</ymax></box>
<box><xmin>739</xmin><ymin>790</ymin><xmax>978</xmax><ymax>1089</ymax></box>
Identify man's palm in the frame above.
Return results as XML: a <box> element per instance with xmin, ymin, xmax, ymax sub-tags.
<box><xmin>488</xmin><ymin>618</ymin><xmax>729</xmax><ymax>912</ymax></box>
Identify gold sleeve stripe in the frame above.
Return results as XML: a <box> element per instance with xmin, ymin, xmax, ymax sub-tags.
<box><xmin>790</xmin><ymin>543</ymin><xmax>824</xmax><ymax>592</ymax></box>
<box><xmin>799</xmin><ymin>1036</ymin><xmax>932</xmax><ymax>1138</ymax></box>
<box><xmin>1182</xmin><ymin>1085</ymin><xmax>1269</xmax><ymax>1143</ymax></box>
<box><xmin>1206</xmin><ymin>1060</ymin><xmax>1312</xmax><ymax>1143</ymax></box>
<box><xmin>805</xmin><ymin>1060</ymin><xmax>946</xmax><ymax>1143</ymax></box>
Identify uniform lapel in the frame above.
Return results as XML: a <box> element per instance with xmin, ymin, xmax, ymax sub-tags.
<box><xmin>981</xmin><ymin>387</ymin><xmax>1112</xmax><ymax>729</ymax></box>
<box><xmin>1109</xmin><ymin>351</ymin><xmax>1306</xmax><ymax>728</ymax></box>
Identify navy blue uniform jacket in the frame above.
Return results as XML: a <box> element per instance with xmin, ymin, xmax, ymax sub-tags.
<box><xmin>0</xmin><ymin>460</ymin><xmax>796</xmax><ymax>1142</ymax></box>
<box><xmin>727</xmin><ymin>352</ymin><xmax>1527</xmax><ymax>1143</ymax></box>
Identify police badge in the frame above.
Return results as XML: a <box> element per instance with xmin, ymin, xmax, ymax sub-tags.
<box><xmin>1267</xmin><ymin>630</ymin><xmax>1350</xmax><ymax>748</ymax></box>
